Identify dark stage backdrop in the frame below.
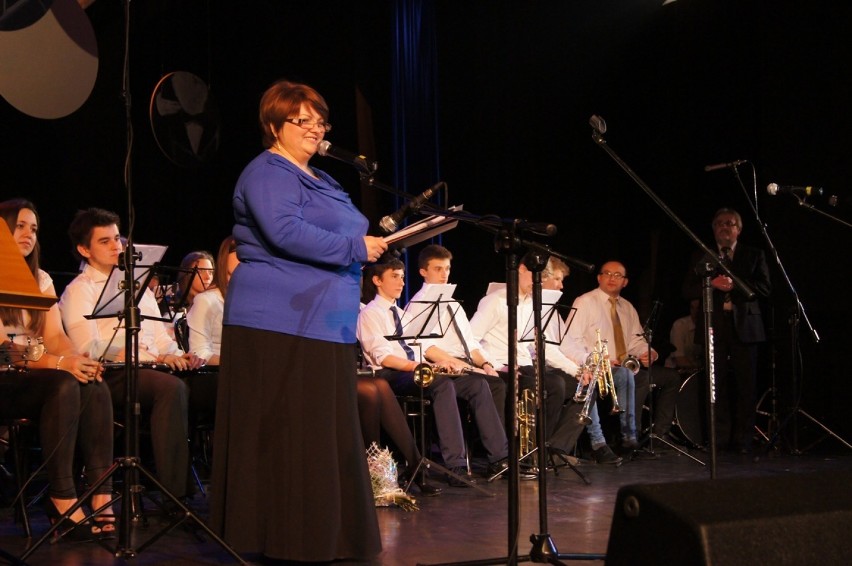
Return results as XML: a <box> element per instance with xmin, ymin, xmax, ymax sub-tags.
<box><xmin>3</xmin><ymin>0</ymin><xmax>851</xmax><ymax>445</ymax></box>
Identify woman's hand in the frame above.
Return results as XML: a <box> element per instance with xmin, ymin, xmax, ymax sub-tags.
<box><xmin>363</xmin><ymin>236</ymin><xmax>388</xmax><ymax>263</ymax></box>
<box><xmin>59</xmin><ymin>353</ymin><xmax>104</xmax><ymax>384</ymax></box>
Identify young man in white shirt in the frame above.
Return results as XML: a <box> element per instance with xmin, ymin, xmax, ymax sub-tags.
<box><xmin>60</xmin><ymin>207</ymin><xmax>202</xmax><ymax>501</ymax></box>
<box><xmin>408</xmin><ymin>245</ymin><xmax>506</xmax><ymax>424</ymax></box>
<box><xmin>470</xmin><ymin>253</ymin><xmax>590</xmax><ymax>463</ymax></box>
<box><xmin>357</xmin><ymin>258</ymin><xmax>508</xmax><ymax>487</ymax></box>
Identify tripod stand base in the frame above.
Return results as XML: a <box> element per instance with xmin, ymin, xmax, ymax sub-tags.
<box><xmin>631</xmin><ymin>433</ymin><xmax>706</xmax><ymax>466</ymax></box>
<box><xmin>406</xmin><ymin>458</ymin><xmax>494</xmax><ymax>497</ymax></box>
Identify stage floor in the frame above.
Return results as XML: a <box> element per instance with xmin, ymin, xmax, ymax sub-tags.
<box><xmin>2</xmin><ymin>442</ymin><xmax>850</xmax><ymax>565</ymax></box>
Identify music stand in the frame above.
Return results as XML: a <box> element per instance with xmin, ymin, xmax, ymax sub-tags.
<box><xmin>19</xmin><ymin>244</ymin><xmax>245</xmax><ymax>563</ymax></box>
<box><xmin>391</xmin><ymin>290</ymin><xmax>494</xmax><ymax>497</ymax></box>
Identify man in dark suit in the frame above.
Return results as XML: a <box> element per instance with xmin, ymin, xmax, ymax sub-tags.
<box><xmin>684</xmin><ymin>208</ymin><xmax>772</xmax><ymax>453</ymax></box>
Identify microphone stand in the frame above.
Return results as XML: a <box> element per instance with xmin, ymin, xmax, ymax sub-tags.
<box><xmin>785</xmin><ymin>194</ymin><xmax>852</xmax><ymax>229</ymax></box>
<box><xmin>590</xmin><ymin>115</ymin><xmax>755</xmax><ymax>479</ymax></box>
<box><xmin>736</xmin><ymin>176</ymin><xmax>851</xmax><ymax>455</ymax></box>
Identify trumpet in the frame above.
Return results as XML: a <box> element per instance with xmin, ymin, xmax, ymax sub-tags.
<box><xmin>573</xmin><ymin>350</ymin><xmax>600</xmax><ymax>403</ymax></box>
<box><xmin>620</xmin><ymin>354</ymin><xmax>641</xmax><ymax>375</ymax></box>
<box><xmin>597</xmin><ymin>333</ymin><xmax>623</xmax><ymax>414</ymax></box>
<box><xmin>573</xmin><ymin>330</ymin><xmax>623</xmax><ymax>417</ymax></box>
<box><xmin>518</xmin><ymin>388</ymin><xmax>537</xmax><ymax>455</ymax></box>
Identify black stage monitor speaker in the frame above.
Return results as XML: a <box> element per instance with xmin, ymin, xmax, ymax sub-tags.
<box><xmin>605</xmin><ymin>470</ymin><xmax>852</xmax><ymax>565</ymax></box>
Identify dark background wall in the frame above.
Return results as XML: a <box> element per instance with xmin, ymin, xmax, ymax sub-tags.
<box><xmin>3</xmin><ymin>0</ymin><xmax>851</xmax><ymax>445</ymax></box>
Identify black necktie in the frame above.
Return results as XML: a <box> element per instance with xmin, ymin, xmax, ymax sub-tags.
<box><xmin>391</xmin><ymin>306</ymin><xmax>415</xmax><ymax>361</ymax></box>
<box><xmin>720</xmin><ymin>247</ymin><xmax>733</xmax><ymax>304</ymax></box>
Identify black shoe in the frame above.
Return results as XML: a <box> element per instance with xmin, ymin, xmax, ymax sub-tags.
<box><xmin>591</xmin><ymin>445</ymin><xmax>623</xmax><ymax>466</ymax></box>
<box><xmin>485</xmin><ymin>458</ymin><xmax>538</xmax><ymax>480</ymax></box>
<box><xmin>399</xmin><ymin>467</ymin><xmax>442</xmax><ymax>497</ymax></box>
<box><xmin>44</xmin><ymin>499</ymin><xmax>103</xmax><ymax>542</ymax></box>
<box><xmin>446</xmin><ymin>466</ymin><xmax>476</xmax><ymax>487</ymax></box>
<box><xmin>486</xmin><ymin>459</ymin><xmax>509</xmax><ymax>476</ymax></box>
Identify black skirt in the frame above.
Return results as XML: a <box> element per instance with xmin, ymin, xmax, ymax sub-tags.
<box><xmin>210</xmin><ymin>325</ymin><xmax>381</xmax><ymax>561</ymax></box>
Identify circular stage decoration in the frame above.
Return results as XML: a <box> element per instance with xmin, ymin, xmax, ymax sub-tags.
<box><xmin>0</xmin><ymin>0</ymin><xmax>99</xmax><ymax>119</ymax></box>
<box><xmin>149</xmin><ymin>71</ymin><xmax>221</xmax><ymax>167</ymax></box>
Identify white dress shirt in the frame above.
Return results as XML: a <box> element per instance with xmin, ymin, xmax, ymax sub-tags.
<box><xmin>186</xmin><ymin>287</ymin><xmax>223</xmax><ymax>360</ymax></box>
<box><xmin>470</xmin><ymin>286</ymin><xmax>579</xmax><ymax>375</ymax></box>
<box><xmin>564</xmin><ymin>287</ymin><xmax>653</xmax><ymax>361</ymax></box>
<box><xmin>60</xmin><ymin>263</ymin><xmax>183</xmax><ymax>362</ymax></box>
<box><xmin>357</xmin><ymin>294</ymin><xmax>426</xmax><ymax>369</ymax></box>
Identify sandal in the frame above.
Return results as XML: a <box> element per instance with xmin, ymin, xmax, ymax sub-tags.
<box><xmin>93</xmin><ymin>513</ymin><xmax>116</xmax><ymax>533</ymax></box>
<box><xmin>44</xmin><ymin>499</ymin><xmax>103</xmax><ymax>542</ymax></box>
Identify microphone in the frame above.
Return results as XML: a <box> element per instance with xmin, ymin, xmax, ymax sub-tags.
<box><xmin>704</xmin><ymin>160</ymin><xmax>746</xmax><ymax>172</ymax></box>
<box><xmin>519</xmin><ymin>222</ymin><xmax>557</xmax><ymax>237</ymax></box>
<box><xmin>379</xmin><ymin>183</ymin><xmax>442</xmax><ymax>234</ymax></box>
<box><xmin>316</xmin><ymin>140</ymin><xmax>376</xmax><ymax>174</ymax></box>
<box><xmin>589</xmin><ymin>115</ymin><xmax>607</xmax><ymax>134</ymax></box>
<box><xmin>766</xmin><ymin>183</ymin><xmax>824</xmax><ymax>198</ymax></box>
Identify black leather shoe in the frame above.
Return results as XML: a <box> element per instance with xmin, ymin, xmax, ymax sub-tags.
<box><xmin>446</xmin><ymin>466</ymin><xmax>476</xmax><ymax>487</ymax></box>
<box><xmin>591</xmin><ymin>445</ymin><xmax>623</xmax><ymax>466</ymax></box>
<box><xmin>399</xmin><ymin>468</ymin><xmax>442</xmax><ymax>497</ymax></box>
<box><xmin>487</xmin><ymin>459</ymin><xmax>537</xmax><ymax>480</ymax></box>
<box><xmin>486</xmin><ymin>459</ymin><xmax>509</xmax><ymax>476</ymax></box>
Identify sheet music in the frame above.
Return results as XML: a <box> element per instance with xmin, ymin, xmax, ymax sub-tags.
<box><xmin>520</xmin><ymin>289</ymin><xmax>563</xmax><ymax>343</ymax></box>
<box><xmin>90</xmin><ymin>244</ymin><xmax>168</xmax><ymax>318</ymax></box>
<box><xmin>383</xmin><ymin>205</ymin><xmax>462</xmax><ymax>249</ymax></box>
<box><xmin>400</xmin><ymin>283</ymin><xmax>457</xmax><ymax>339</ymax></box>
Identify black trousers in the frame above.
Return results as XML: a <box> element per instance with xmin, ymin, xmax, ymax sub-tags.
<box><xmin>712</xmin><ymin>311</ymin><xmax>759</xmax><ymax>449</ymax></box>
<box><xmin>634</xmin><ymin>366</ymin><xmax>681</xmax><ymax>437</ymax></box>
<box><xmin>103</xmin><ymin>367</ymin><xmax>189</xmax><ymax>497</ymax></box>
<box><xmin>1</xmin><ymin>369</ymin><xmax>113</xmax><ymax>499</ymax></box>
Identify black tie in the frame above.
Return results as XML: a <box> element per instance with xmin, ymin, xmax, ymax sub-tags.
<box><xmin>391</xmin><ymin>306</ymin><xmax>416</xmax><ymax>361</ymax></box>
<box><xmin>720</xmin><ymin>247</ymin><xmax>733</xmax><ymax>304</ymax></box>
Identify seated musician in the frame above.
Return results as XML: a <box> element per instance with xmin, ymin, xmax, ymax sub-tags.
<box><xmin>1</xmin><ymin>198</ymin><xmax>115</xmax><ymax>539</ymax></box>
<box><xmin>665</xmin><ymin>298</ymin><xmax>702</xmax><ymax>371</ymax></box>
<box><xmin>357</xmin><ymin>259</ymin><xmax>508</xmax><ymax>487</ymax></box>
<box><xmin>546</xmin><ymin>257</ymin><xmax>625</xmax><ymax>466</ymax></box>
<box><xmin>176</xmin><ymin>250</ymin><xmax>215</xmax><ymax>311</ymax></box>
<box><xmin>567</xmin><ymin>260</ymin><xmax>680</xmax><ymax>453</ymax></box>
<box><xmin>469</xmin><ymin>254</ymin><xmax>591</xmax><ymax>464</ymax></box>
<box><xmin>408</xmin><ymin>245</ymin><xmax>507</xmax><ymax>426</ymax></box>
<box><xmin>182</xmin><ymin>236</ymin><xmax>239</xmax><ymax>424</ymax></box>
<box><xmin>59</xmin><ymin>207</ymin><xmax>201</xmax><ymax>502</ymax></box>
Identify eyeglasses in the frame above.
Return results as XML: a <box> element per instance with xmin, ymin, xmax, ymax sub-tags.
<box><xmin>599</xmin><ymin>271</ymin><xmax>625</xmax><ymax>280</ymax></box>
<box><xmin>283</xmin><ymin>117</ymin><xmax>332</xmax><ymax>132</ymax></box>
<box><xmin>714</xmin><ymin>220</ymin><xmax>738</xmax><ymax>228</ymax></box>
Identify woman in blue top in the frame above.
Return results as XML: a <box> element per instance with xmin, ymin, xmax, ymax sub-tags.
<box><xmin>210</xmin><ymin>80</ymin><xmax>387</xmax><ymax>563</ymax></box>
